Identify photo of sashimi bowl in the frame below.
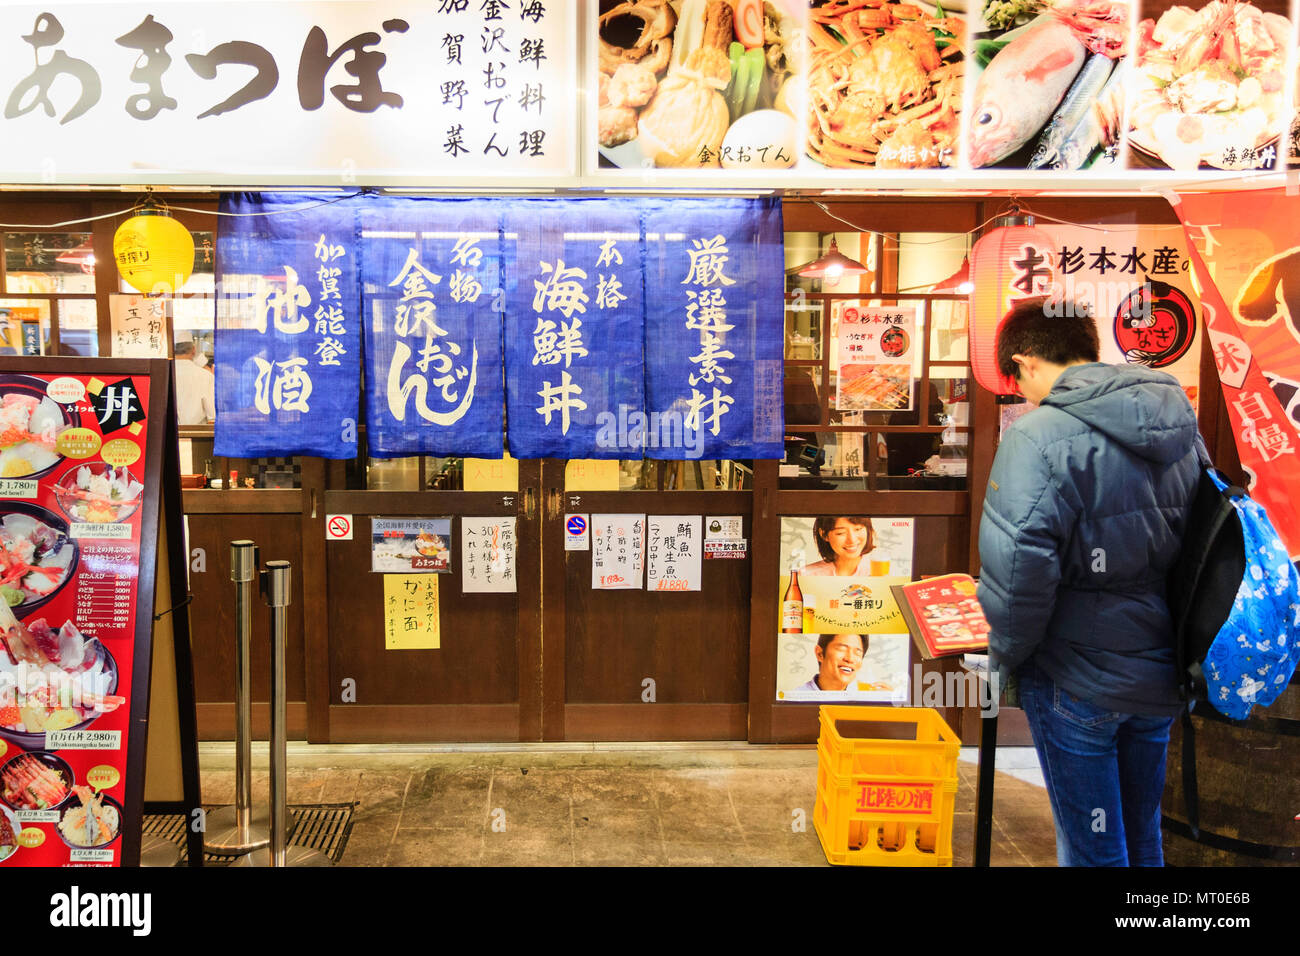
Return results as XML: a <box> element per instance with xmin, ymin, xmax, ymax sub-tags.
<box><xmin>1129</xmin><ymin>0</ymin><xmax>1291</xmax><ymax>170</ymax></box>
<box><xmin>807</xmin><ymin>0</ymin><xmax>965</xmax><ymax>169</ymax></box>
<box><xmin>53</xmin><ymin>462</ymin><xmax>144</xmax><ymax>525</ymax></box>
<box><xmin>1</xmin><ymin>749</ymin><xmax>73</xmax><ymax>812</ymax></box>
<box><xmin>0</xmin><ymin>505</ymin><xmax>78</xmax><ymax>615</ymax></box>
<box><xmin>597</xmin><ymin>0</ymin><xmax>804</xmax><ymax>168</ymax></box>
<box><xmin>57</xmin><ymin>786</ymin><xmax>121</xmax><ymax>850</ymax></box>
<box><xmin>0</xmin><ymin>604</ymin><xmax>123</xmax><ymax>752</ymax></box>
<box><xmin>0</xmin><ymin>375</ymin><xmax>78</xmax><ymax>480</ymax></box>
<box><xmin>969</xmin><ymin>0</ymin><xmax>1129</xmax><ymax>169</ymax></box>
<box><xmin>0</xmin><ymin>805</ymin><xmax>21</xmax><ymax>862</ymax></box>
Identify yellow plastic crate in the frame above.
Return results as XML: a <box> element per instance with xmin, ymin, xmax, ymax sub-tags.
<box><xmin>813</xmin><ymin>706</ymin><xmax>961</xmax><ymax>867</ymax></box>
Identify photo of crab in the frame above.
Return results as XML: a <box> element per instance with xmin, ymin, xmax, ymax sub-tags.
<box><xmin>968</xmin><ymin>0</ymin><xmax>1130</xmax><ymax>170</ymax></box>
<box><xmin>596</xmin><ymin>0</ymin><xmax>805</xmax><ymax>169</ymax></box>
<box><xmin>1129</xmin><ymin>0</ymin><xmax>1292</xmax><ymax>170</ymax></box>
<box><xmin>806</xmin><ymin>0</ymin><xmax>966</xmax><ymax>169</ymax></box>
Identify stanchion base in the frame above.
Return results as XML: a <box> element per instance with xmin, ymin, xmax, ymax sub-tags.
<box><xmin>230</xmin><ymin>845</ymin><xmax>333</xmax><ymax>867</ymax></box>
<box><xmin>203</xmin><ymin>805</ymin><xmax>275</xmax><ymax>856</ymax></box>
<box><xmin>140</xmin><ymin>834</ymin><xmax>182</xmax><ymax>868</ymax></box>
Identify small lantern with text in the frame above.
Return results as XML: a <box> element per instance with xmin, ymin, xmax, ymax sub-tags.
<box><xmin>113</xmin><ymin>205</ymin><xmax>195</xmax><ymax>295</ymax></box>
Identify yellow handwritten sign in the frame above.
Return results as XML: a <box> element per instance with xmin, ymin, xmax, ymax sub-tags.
<box><xmin>464</xmin><ymin>453</ymin><xmax>519</xmax><ymax>492</ymax></box>
<box><xmin>383</xmin><ymin>574</ymin><xmax>440</xmax><ymax>650</ymax></box>
<box><xmin>566</xmin><ymin>459</ymin><xmax>619</xmax><ymax>491</ymax></box>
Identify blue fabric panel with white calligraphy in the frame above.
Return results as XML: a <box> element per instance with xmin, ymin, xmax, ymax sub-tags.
<box><xmin>501</xmin><ymin>198</ymin><xmax>645</xmax><ymax>459</ymax></box>
<box><xmin>214</xmin><ymin>192</ymin><xmax>362</xmax><ymax>459</ymax></box>
<box><xmin>360</xmin><ymin>197</ymin><xmax>504</xmax><ymax>457</ymax></box>
<box><xmin>642</xmin><ymin>197</ymin><xmax>785</xmax><ymax>460</ymax></box>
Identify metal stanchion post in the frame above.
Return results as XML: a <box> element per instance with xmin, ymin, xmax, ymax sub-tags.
<box><xmin>205</xmin><ymin>541</ymin><xmax>270</xmax><ymax>856</ymax></box>
<box><xmin>234</xmin><ymin>561</ymin><xmax>330</xmax><ymax>868</ymax></box>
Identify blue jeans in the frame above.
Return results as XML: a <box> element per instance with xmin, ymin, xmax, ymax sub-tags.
<box><xmin>1017</xmin><ymin>661</ymin><xmax>1174</xmax><ymax>867</ymax></box>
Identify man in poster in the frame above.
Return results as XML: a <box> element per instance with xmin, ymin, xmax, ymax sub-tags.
<box><xmin>786</xmin><ymin>633</ymin><xmax>869</xmax><ymax>699</ymax></box>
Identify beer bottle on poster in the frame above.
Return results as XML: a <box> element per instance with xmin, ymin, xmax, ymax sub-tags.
<box><xmin>781</xmin><ymin>568</ymin><xmax>804</xmax><ymax>633</ymax></box>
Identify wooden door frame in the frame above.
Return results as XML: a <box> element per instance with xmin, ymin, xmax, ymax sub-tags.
<box><xmin>540</xmin><ymin>464</ymin><xmax>754</xmax><ymax>741</ymax></box>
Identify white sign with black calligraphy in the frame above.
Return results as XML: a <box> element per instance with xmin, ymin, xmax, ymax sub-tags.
<box><xmin>645</xmin><ymin>515</ymin><xmax>701</xmax><ymax>592</ymax></box>
<box><xmin>461</xmin><ymin>516</ymin><xmax>516</xmax><ymax>593</ymax></box>
<box><xmin>590</xmin><ymin>513</ymin><xmax>644</xmax><ymax>591</ymax></box>
<box><xmin>0</xmin><ymin>1</ymin><xmax>576</xmax><ymax>184</ymax></box>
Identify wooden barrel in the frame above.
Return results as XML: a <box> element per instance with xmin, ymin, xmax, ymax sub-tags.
<box><xmin>1162</xmin><ymin>672</ymin><xmax>1300</xmax><ymax>866</ymax></box>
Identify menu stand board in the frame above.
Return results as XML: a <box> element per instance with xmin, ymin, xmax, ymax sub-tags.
<box><xmin>891</xmin><ymin>573</ymin><xmax>991</xmax><ymax>660</ymax></box>
<box><xmin>0</xmin><ymin>358</ymin><xmax>200</xmax><ymax>868</ymax></box>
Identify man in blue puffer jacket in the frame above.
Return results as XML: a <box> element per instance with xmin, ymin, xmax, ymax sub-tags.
<box><xmin>977</xmin><ymin>296</ymin><xmax>1201</xmax><ymax>867</ymax></box>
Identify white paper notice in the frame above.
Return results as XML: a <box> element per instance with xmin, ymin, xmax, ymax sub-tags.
<box><xmin>461</xmin><ymin>517</ymin><xmax>517</xmax><ymax>593</ymax></box>
<box><xmin>646</xmin><ymin>516</ymin><xmax>702</xmax><ymax>592</ymax></box>
<box><xmin>591</xmin><ymin>514</ymin><xmax>645</xmax><ymax>590</ymax></box>
<box><xmin>109</xmin><ymin>294</ymin><xmax>168</xmax><ymax>358</ymax></box>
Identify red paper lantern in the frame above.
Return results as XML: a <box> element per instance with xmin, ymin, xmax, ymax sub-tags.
<box><xmin>969</xmin><ymin>215</ymin><xmax>1058</xmax><ymax>395</ymax></box>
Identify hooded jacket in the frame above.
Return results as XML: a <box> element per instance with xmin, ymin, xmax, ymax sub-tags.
<box><xmin>976</xmin><ymin>363</ymin><xmax>1202</xmax><ymax>716</ymax></box>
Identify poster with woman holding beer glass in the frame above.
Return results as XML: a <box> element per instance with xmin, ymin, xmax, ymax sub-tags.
<box><xmin>776</xmin><ymin>515</ymin><xmax>914</xmax><ymax>703</ymax></box>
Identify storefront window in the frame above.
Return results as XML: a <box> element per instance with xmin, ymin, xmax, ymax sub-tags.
<box><xmin>0</xmin><ymin>298</ymin><xmax>51</xmax><ymax>355</ymax></box>
<box><xmin>785</xmin><ymin>299</ymin><xmax>823</xmax><ymax>359</ymax></box>
<box><xmin>929</xmin><ymin>299</ymin><xmax>969</xmax><ymax>362</ymax></box>
<box><xmin>3</xmin><ymin>232</ymin><xmax>95</xmax><ymax>294</ymax></box>
<box><xmin>58</xmin><ymin>299</ymin><xmax>98</xmax><ymax>356</ymax></box>
<box><xmin>785</xmin><ymin>366</ymin><xmax>823</xmax><ymax>425</ymax></box>
<box><xmin>894</xmin><ymin>233</ymin><xmax>968</xmax><ymax>292</ymax></box>
<box><xmin>781</xmin><ymin>229</ymin><xmax>972</xmax><ymax>491</ymax></box>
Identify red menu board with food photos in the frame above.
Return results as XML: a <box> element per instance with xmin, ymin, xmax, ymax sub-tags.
<box><xmin>0</xmin><ymin>369</ymin><xmax>153</xmax><ymax>867</ymax></box>
<box><xmin>891</xmin><ymin>573</ymin><xmax>991</xmax><ymax>660</ymax></box>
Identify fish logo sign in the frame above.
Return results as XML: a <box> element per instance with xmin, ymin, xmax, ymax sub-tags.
<box><xmin>1113</xmin><ymin>281</ymin><xmax>1196</xmax><ymax>369</ymax></box>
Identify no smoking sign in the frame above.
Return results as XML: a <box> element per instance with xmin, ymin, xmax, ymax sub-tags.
<box><xmin>565</xmin><ymin>513</ymin><xmax>589</xmax><ymax>551</ymax></box>
<box><xmin>326</xmin><ymin>514</ymin><xmax>353</xmax><ymax>541</ymax></box>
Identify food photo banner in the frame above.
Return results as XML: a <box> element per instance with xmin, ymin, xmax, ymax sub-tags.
<box><xmin>215</xmin><ymin>193</ymin><xmax>362</xmax><ymax>460</ymax></box>
<box><xmin>211</xmin><ymin>193</ymin><xmax>785</xmax><ymax>460</ymax></box>
<box><xmin>0</xmin><ymin>0</ymin><xmax>1294</xmax><ymax>185</ymax></box>
<box><xmin>1171</xmin><ymin>186</ymin><xmax>1300</xmax><ymax>559</ymax></box>
<box><xmin>592</xmin><ymin>0</ymin><xmax>1298</xmax><ymax>181</ymax></box>
<box><xmin>361</xmin><ymin>197</ymin><xmax>504</xmax><ymax>458</ymax></box>
<box><xmin>502</xmin><ymin>198</ymin><xmax>646</xmax><ymax>459</ymax></box>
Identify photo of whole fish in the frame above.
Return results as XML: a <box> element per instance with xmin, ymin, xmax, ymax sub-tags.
<box><xmin>968</xmin><ymin>0</ymin><xmax>1129</xmax><ymax>169</ymax></box>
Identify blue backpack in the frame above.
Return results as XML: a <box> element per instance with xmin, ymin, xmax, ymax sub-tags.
<box><xmin>1166</xmin><ymin>455</ymin><xmax>1300</xmax><ymax>839</ymax></box>
<box><xmin>1169</xmin><ymin>466</ymin><xmax>1300</xmax><ymax>718</ymax></box>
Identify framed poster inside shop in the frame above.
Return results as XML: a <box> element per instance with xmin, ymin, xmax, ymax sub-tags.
<box><xmin>0</xmin><ymin>358</ymin><xmax>200</xmax><ymax>868</ymax></box>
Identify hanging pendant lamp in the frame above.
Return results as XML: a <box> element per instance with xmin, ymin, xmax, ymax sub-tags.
<box><xmin>796</xmin><ymin>235</ymin><xmax>869</xmax><ymax>279</ymax></box>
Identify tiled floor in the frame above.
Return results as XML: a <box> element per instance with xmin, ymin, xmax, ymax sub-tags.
<box><xmin>198</xmin><ymin>744</ymin><xmax>1058</xmax><ymax>867</ymax></box>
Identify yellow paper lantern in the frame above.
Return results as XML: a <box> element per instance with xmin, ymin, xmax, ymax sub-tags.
<box><xmin>113</xmin><ymin>208</ymin><xmax>195</xmax><ymax>294</ymax></box>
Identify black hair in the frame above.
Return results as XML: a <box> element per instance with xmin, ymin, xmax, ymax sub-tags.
<box><xmin>816</xmin><ymin>633</ymin><xmax>869</xmax><ymax>654</ymax></box>
<box><xmin>811</xmin><ymin>515</ymin><xmax>874</xmax><ymax>563</ymax></box>
<box><xmin>995</xmin><ymin>296</ymin><xmax>1099</xmax><ymax>382</ymax></box>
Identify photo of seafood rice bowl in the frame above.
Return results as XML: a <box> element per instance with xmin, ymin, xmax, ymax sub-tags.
<box><xmin>53</xmin><ymin>463</ymin><xmax>144</xmax><ymax>524</ymax></box>
<box><xmin>57</xmin><ymin>786</ymin><xmax>121</xmax><ymax>849</ymax></box>
<box><xmin>968</xmin><ymin>0</ymin><xmax>1129</xmax><ymax>169</ymax></box>
<box><xmin>1129</xmin><ymin>0</ymin><xmax>1291</xmax><ymax>169</ymax></box>
<box><xmin>0</xmin><ymin>509</ymin><xmax>77</xmax><ymax>612</ymax></box>
<box><xmin>0</xmin><ymin>385</ymin><xmax>71</xmax><ymax>479</ymax></box>
<box><xmin>0</xmin><ymin>601</ymin><xmax>122</xmax><ymax>751</ymax></box>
